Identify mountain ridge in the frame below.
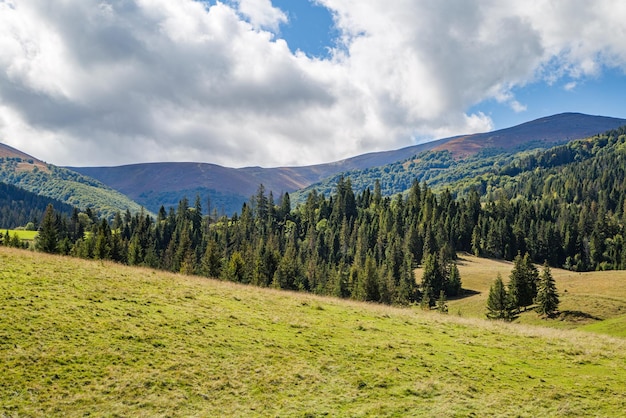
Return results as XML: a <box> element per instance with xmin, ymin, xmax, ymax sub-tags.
<box><xmin>69</xmin><ymin>112</ymin><xmax>626</xmax><ymax>214</ymax></box>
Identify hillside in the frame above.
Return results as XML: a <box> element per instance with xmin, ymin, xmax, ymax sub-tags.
<box><xmin>70</xmin><ymin>113</ymin><xmax>626</xmax><ymax>214</ymax></box>
<box><xmin>1</xmin><ymin>246</ymin><xmax>626</xmax><ymax>417</ymax></box>
<box><xmin>69</xmin><ymin>140</ymin><xmax>450</xmax><ymax>215</ymax></box>
<box><xmin>293</xmin><ymin>113</ymin><xmax>626</xmax><ymax>201</ymax></box>
<box><xmin>435</xmin><ymin>253</ymin><xmax>626</xmax><ymax>335</ymax></box>
<box><xmin>0</xmin><ymin>182</ymin><xmax>75</xmax><ymax>229</ymax></box>
<box><xmin>0</xmin><ymin>144</ymin><xmax>147</xmax><ymax>220</ymax></box>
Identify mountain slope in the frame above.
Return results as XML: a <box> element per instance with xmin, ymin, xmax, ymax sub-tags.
<box><xmin>293</xmin><ymin>113</ymin><xmax>626</xmax><ymax>201</ymax></box>
<box><xmin>0</xmin><ymin>182</ymin><xmax>75</xmax><ymax>229</ymax></box>
<box><xmin>69</xmin><ymin>140</ymin><xmax>452</xmax><ymax>215</ymax></box>
<box><xmin>0</xmin><ymin>144</ymin><xmax>147</xmax><ymax>219</ymax></box>
<box><xmin>2</xmin><ymin>246</ymin><xmax>626</xmax><ymax>416</ymax></box>
<box><xmin>70</xmin><ymin>113</ymin><xmax>626</xmax><ymax>214</ymax></box>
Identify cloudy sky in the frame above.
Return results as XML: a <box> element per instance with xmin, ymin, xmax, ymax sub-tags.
<box><xmin>1</xmin><ymin>0</ymin><xmax>625</xmax><ymax>168</ymax></box>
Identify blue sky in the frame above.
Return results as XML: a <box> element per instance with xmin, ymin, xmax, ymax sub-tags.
<box><xmin>0</xmin><ymin>0</ymin><xmax>625</xmax><ymax>167</ymax></box>
<box><xmin>271</xmin><ymin>1</ymin><xmax>626</xmax><ymax>131</ymax></box>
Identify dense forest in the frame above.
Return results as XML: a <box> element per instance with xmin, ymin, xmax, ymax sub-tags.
<box><xmin>0</xmin><ymin>157</ymin><xmax>145</xmax><ymax>220</ymax></box>
<box><xmin>3</xmin><ymin>126</ymin><xmax>626</xmax><ymax>306</ymax></box>
<box><xmin>0</xmin><ymin>182</ymin><xmax>74</xmax><ymax>229</ymax></box>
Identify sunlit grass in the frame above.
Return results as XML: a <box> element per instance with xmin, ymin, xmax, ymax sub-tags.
<box><xmin>0</xmin><ymin>229</ymin><xmax>38</xmax><ymax>241</ymax></box>
<box><xmin>439</xmin><ymin>253</ymin><xmax>626</xmax><ymax>334</ymax></box>
<box><xmin>1</xmin><ymin>247</ymin><xmax>626</xmax><ymax>416</ymax></box>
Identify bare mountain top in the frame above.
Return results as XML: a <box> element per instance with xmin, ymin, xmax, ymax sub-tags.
<box><xmin>433</xmin><ymin>113</ymin><xmax>625</xmax><ymax>157</ymax></box>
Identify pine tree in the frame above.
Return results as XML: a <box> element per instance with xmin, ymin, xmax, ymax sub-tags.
<box><xmin>535</xmin><ymin>262</ymin><xmax>560</xmax><ymax>318</ymax></box>
<box><xmin>486</xmin><ymin>274</ymin><xmax>516</xmax><ymax>321</ymax></box>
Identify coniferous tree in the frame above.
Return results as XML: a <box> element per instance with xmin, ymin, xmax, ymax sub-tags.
<box><xmin>508</xmin><ymin>253</ymin><xmax>538</xmax><ymax>311</ymax></box>
<box><xmin>421</xmin><ymin>252</ymin><xmax>443</xmax><ymax>306</ymax></box>
<box><xmin>445</xmin><ymin>262</ymin><xmax>462</xmax><ymax>297</ymax></box>
<box><xmin>36</xmin><ymin>204</ymin><xmax>59</xmax><ymax>253</ymax></box>
<box><xmin>535</xmin><ymin>262</ymin><xmax>560</xmax><ymax>318</ymax></box>
<box><xmin>486</xmin><ymin>273</ymin><xmax>516</xmax><ymax>321</ymax></box>
<box><xmin>436</xmin><ymin>290</ymin><xmax>448</xmax><ymax>313</ymax></box>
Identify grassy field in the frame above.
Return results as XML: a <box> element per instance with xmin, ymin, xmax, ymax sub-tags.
<box><xmin>1</xmin><ymin>229</ymin><xmax>38</xmax><ymax>241</ymax></box>
<box><xmin>1</xmin><ymin>247</ymin><xmax>626</xmax><ymax>417</ymax></box>
<box><xmin>442</xmin><ymin>253</ymin><xmax>626</xmax><ymax>334</ymax></box>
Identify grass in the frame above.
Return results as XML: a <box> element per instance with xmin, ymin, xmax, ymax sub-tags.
<box><xmin>432</xmin><ymin>253</ymin><xmax>626</xmax><ymax>334</ymax></box>
<box><xmin>1</xmin><ymin>229</ymin><xmax>38</xmax><ymax>241</ymax></box>
<box><xmin>1</xmin><ymin>247</ymin><xmax>626</xmax><ymax>417</ymax></box>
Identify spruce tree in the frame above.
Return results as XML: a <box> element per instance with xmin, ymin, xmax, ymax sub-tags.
<box><xmin>535</xmin><ymin>262</ymin><xmax>560</xmax><ymax>318</ymax></box>
<box><xmin>445</xmin><ymin>262</ymin><xmax>462</xmax><ymax>297</ymax></box>
<box><xmin>486</xmin><ymin>274</ymin><xmax>516</xmax><ymax>321</ymax></box>
<box><xmin>36</xmin><ymin>204</ymin><xmax>59</xmax><ymax>253</ymax></box>
<box><xmin>508</xmin><ymin>252</ymin><xmax>538</xmax><ymax>311</ymax></box>
<box><xmin>421</xmin><ymin>252</ymin><xmax>443</xmax><ymax>306</ymax></box>
<box><xmin>436</xmin><ymin>290</ymin><xmax>448</xmax><ymax>313</ymax></box>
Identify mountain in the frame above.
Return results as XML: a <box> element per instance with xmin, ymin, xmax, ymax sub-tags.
<box><xmin>69</xmin><ymin>140</ymin><xmax>452</xmax><ymax>216</ymax></box>
<box><xmin>70</xmin><ymin>113</ymin><xmax>626</xmax><ymax>215</ymax></box>
<box><xmin>0</xmin><ymin>143</ymin><xmax>147</xmax><ymax>219</ymax></box>
<box><xmin>292</xmin><ymin>113</ymin><xmax>626</xmax><ymax>201</ymax></box>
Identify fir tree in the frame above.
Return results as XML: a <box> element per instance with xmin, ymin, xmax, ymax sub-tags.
<box><xmin>535</xmin><ymin>262</ymin><xmax>560</xmax><ymax>318</ymax></box>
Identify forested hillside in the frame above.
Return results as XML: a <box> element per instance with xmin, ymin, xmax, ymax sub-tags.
<box><xmin>0</xmin><ymin>156</ymin><xmax>146</xmax><ymax>219</ymax></box>
<box><xmin>468</xmin><ymin>126</ymin><xmax>626</xmax><ymax>271</ymax></box>
<box><xmin>6</xmin><ymin>126</ymin><xmax>626</xmax><ymax>306</ymax></box>
<box><xmin>0</xmin><ymin>182</ymin><xmax>74</xmax><ymax>229</ymax></box>
<box><xmin>292</xmin><ymin>113</ymin><xmax>626</xmax><ymax>203</ymax></box>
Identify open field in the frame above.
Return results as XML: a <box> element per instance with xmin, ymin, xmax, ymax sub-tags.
<box><xmin>1</xmin><ymin>229</ymin><xmax>38</xmax><ymax>241</ymax></box>
<box><xmin>439</xmin><ymin>253</ymin><xmax>626</xmax><ymax>335</ymax></box>
<box><xmin>1</xmin><ymin>247</ymin><xmax>626</xmax><ymax>417</ymax></box>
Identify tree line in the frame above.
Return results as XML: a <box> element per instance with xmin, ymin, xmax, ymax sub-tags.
<box><xmin>2</xmin><ymin>125</ymin><xmax>626</xmax><ymax>307</ymax></box>
<box><xmin>13</xmin><ymin>179</ymin><xmax>465</xmax><ymax>306</ymax></box>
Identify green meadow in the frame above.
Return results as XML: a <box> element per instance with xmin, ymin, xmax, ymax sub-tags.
<box><xmin>1</xmin><ymin>229</ymin><xmax>38</xmax><ymax>241</ymax></box>
<box><xmin>445</xmin><ymin>253</ymin><xmax>626</xmax><ymax>335</ymax></box>
<box><xmin>1</xmin><ymin>247</ymin><xmax>626</xmax><ymax>417</ymax></box>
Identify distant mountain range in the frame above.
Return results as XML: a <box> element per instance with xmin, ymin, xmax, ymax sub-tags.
<box><xmin>1</xmin><ymin>112</ymin><xmax>625</xmax><ymax>219</ymax></box>
<box><xmin>69</xmin><ymin>113</ymin><xmax>626</xmax><ymax>214</ymax></box>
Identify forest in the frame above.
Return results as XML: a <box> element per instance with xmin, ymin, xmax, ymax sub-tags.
<box><xmin>3</xmin><ymin>126</ymin><xmax>626</xmax><ymax>306</ymax></box>
<box><xmin>0</xmin><ymin>182</ymin><xmax>74</xmax><ymax>229</ymax></box>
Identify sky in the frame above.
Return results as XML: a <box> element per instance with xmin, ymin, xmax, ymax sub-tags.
<box><xmin>0</xmin><ymin>0</ymin><xmax>625</xmax><ymax>168</ymax></box>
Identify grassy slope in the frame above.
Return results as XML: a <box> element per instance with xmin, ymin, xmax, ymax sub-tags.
<box><xmin>443</xmin><ymin>254</ymin><xmax>626</xmax><ymax>334</ymax></box>
<box><xmin>1</xmin><ymin>247</ymin><xmax>626</xmax><ymax>417</ymax></box>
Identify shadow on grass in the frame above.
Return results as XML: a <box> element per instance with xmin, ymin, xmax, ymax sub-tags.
<box><xmin>559</xmin><ymin>310</ymin><xmax>602</xmax><ymax>322</ymax></box>
<box><xmin>455</xmin><ymin>253</ymin><xmax>512</xmax><ymax>267</ymax></box>
<box><xmin>447</xmin><ymin>288</ymin><xmax>481</xmax><ymax>301</ymax></box>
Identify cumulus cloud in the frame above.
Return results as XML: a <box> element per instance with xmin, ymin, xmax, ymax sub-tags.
<box><xmin>235</xmin><ymin>0</ymin><xmax>287</xmax><ymax>31</ymax></box>
<box><xmin>0</xmin><ymin>0</ymin><xmax>624</xmax><ymax>167</ymax></box>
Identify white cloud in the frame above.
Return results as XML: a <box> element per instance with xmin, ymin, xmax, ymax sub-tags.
<box><xmin>0</xmin><ymin>0</ymin><xmax>625</xmax><ymax>168</ymax></box>
<box><xmin>235</xmin><ymin>0</ymin><xmax>287</xmax><ymax>32</ymax></box>
<box><xmin>510</xmin><ymin>101</ymin><xmax>527</xmax><ymax>113</ymax></box>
